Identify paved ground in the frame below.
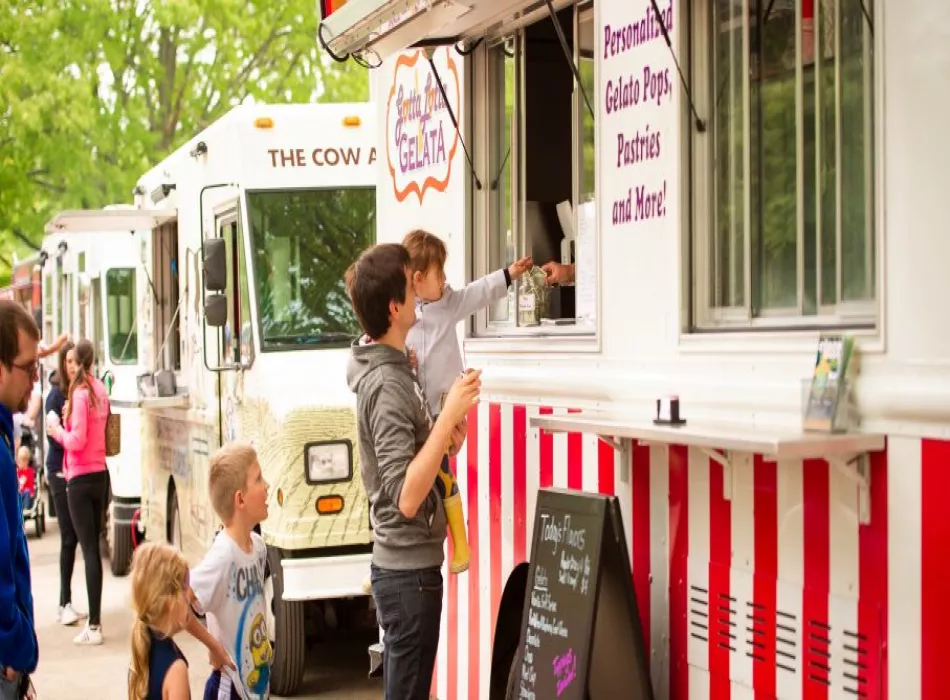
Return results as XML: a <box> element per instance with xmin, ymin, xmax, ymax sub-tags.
<box><xmin>26</xmin><ymin>514</ymin><xmax>382</xmax><ymax>699</ymax></box>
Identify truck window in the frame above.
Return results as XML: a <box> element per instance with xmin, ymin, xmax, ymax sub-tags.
<box><xmin>106</xmin><ymin>268</ymin><xmax>137</xmax><ymax>364</ymax></box>
<box><xmin>218</xmin><ymin>215</ymin><xmax>254</xmax><ymax>367</ymax></box>
<box><xmin>478</xmin><ymin>2</ymin><xmax>598</xmax><ymax>337</ymax></box>
<box><xmin>246</xmin><ymin>188</ymin><xmax>376</xmax><ymax>351</ymax></box>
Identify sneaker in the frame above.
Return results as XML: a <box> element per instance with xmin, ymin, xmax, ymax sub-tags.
<box><xmin>73</xmin><ymin>624</ymin><xmax>103</xmax><ymax>646</ymax></box>
<box><xmin>59</xmin><ymin>603</ymin><xmax>87</xmax><ymax>626</ymax></box>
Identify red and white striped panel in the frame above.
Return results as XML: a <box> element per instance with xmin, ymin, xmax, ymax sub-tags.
<box><xmin>432</xmin><ymin>402</ymin><xmax>947</xmax><ymax>700</ymax></box>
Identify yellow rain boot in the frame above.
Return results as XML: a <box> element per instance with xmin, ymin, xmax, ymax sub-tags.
<box><xmin>444</xmin><ymin>492</ymin><xmax>470</xmax><ymax>574</ymax></box>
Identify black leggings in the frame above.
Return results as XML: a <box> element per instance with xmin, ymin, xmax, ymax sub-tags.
<box><xmin>67</xmin><ymin>471</ymin><xmax>107</xmax><ymax>626</ymax></box>
<box><xmin>49</xmin><ymin>473</ymin><xmax>78</xmax><ymax>609</ymax></box>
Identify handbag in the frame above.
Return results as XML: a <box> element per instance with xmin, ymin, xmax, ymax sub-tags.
<box><xmin>105</xmin><ymin>405</ymin><xmax>121</xmax><ymax>458</ymax></box>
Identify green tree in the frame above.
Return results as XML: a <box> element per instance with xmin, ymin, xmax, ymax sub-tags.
<box><xmin>0</xmin><ymin>0</ymin><xmax>369</xmax><ymax>281</ymax></box>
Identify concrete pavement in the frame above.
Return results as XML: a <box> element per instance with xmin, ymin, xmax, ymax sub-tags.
<box><xmin>26</xmin><ymin>515</ymin><xmax>381</xmax><ymax>699</ymax></box>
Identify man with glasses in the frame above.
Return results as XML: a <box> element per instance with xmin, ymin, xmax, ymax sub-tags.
<box><xmin>0</xmin><ymin>300</ymin><xmax>41</xmax><ymax>700</ymax></box>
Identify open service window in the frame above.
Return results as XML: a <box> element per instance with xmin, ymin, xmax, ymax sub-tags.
<box><xmin>472</xmin><ymin>1</ymin><xmax>597</xmax><ymax>339</ymax></box>
<box><xmin>689</xmin><ymin>1</ymin><xmax>877</xmax><ymax>331</ymax></box>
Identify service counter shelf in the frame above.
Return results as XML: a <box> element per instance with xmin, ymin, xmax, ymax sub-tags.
<box><xmin>530</xmin><ymin>412</ymin><xmax>885</xmax><ymax>524</ymax></box>
<box><xmin>110</xmin><ymin>395</ymin><xmax>190</xmax><ymax>410</ymax></box>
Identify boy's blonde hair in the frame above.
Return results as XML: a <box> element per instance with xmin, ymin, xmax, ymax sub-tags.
<box><xmin>402</xmin><ymin>229</ymin><xmax>447</xmax><ymax>275</ymax></box>
<box><xmin>209</xmin><ymin>441</ymin><xmax>259</xmax><ymax>522</ymax></box>
<box><xmin>16</xmin><ymin>446</ymin><xmax>30</xmax><ymax>464</ymax></box>
<box><xmin>128</xmin><ymin>542</ymin><xmax>190</xmax><ymax>700</ymax></box>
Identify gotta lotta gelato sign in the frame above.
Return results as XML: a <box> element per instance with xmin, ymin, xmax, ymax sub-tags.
<box><xmin>386</xmin><ymin>48</ymin><xmax>461</xmax><ymax>203</ymax></box>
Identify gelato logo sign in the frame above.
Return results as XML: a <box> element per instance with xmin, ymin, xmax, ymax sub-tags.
<box><xmin>386</xmin><ymin>48</ymin><xmax>460</xmax><ymax>203</ymax></box>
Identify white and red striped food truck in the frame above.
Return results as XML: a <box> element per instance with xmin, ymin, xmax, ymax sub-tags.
<box><xmin>320</xmin><ymin>0</ymin><xmax>943</xmax><ymax>698</ymax></box>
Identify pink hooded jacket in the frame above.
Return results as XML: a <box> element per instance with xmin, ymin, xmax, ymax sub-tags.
<box><xmin>59</xmin><ymin>376</ymin><xmax>110</xmax><ymax>480</ymax></box>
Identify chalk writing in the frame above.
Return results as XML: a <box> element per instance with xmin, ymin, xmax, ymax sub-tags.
<box><xmin>553</xmin><ymin>648</ymin><xmax>578</xmax><ymax>697</ymax></box>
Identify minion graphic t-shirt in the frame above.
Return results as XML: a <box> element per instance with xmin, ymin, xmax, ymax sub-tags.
<box><xmin>191</xmin><ymin>530</ymin><xmax>273</xmax><ymax>700</ymax></box>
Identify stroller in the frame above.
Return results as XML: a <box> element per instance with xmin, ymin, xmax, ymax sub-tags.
<box><xmin>18</xmin><ymin>426</ymin><xmax>46</xmax><ymax>538</ymax></box>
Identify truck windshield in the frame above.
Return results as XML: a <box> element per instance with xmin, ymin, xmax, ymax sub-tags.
<box><xmin>246</xmin><ymin>188</ymin><xmax>376</xmax><ymax>351</ymax></box>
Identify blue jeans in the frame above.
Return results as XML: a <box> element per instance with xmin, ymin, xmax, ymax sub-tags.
<box><xmin>371</xmin><ymin>565</ymin><xmax>443</xmax><ymax>700</ymax></box>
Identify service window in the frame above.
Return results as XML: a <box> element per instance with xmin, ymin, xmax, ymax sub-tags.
<box><xmin>474</xmin><ymin>1</ymin><xmax>598</xmax><ymax>337</ymax></box>
<box><xmin>691</xmin><ymin>0</ymin><xmax>876</xmax><ymax>330</ymax></box>
<box><xmin>106</xmin><ymin>268</ymin><xmax>137</xmax><ymax>364</ymax></box>
<box><xmin>246</xmin><ymin>188</ymin><xmax>376</xmax><ymax>350</ymax></box>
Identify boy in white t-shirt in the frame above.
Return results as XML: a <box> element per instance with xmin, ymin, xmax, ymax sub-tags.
<box><xmin>189</xmin><ymin>442</ymin><xmax>273</xmax><ymax>700</ymax></box>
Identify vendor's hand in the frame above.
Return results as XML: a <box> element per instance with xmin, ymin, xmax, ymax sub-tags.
<box><xmin>541</xmin><ymin>261</ymin><xmax>574</xmax><ymax>286</ymax></box>
<box><xmin>442</xmin><ymin>370</ymin><xmax>481</xmax><ymax>426</ymax></box>
<box><xmin>208</xmin><ymin>638</ymin><xmax>236</xmax><ymax>671</ymax></box>
<box><xmin>508</xmin><ymin>256</ymin><xmax>534</xmax><ymax>280</ymax></box>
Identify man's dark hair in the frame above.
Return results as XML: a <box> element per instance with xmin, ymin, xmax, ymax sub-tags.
<box><xmin>345</xmin><ymin>243</ymin><xmax>410</xmax><ymax>340</ymax></box>
<box><xmin>0</xmin><ymin>300</ymin><xmax>40</xmax><ymax>369</ymax></box>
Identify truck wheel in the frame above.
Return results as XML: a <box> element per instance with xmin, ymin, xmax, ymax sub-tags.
<box><xmin>109</xmin><ymin>520</ymin><xmax>133</xmax><ymax>576</ymax></box>
<box><xmin>265</xmin><ymin>547</ymin><xmax>306</xmax><ymax>696</ymax></box>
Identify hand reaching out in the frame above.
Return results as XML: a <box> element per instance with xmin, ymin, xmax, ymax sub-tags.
<box><xmin>442</xmin><ymin>370</ymin><xmax>481</xmax><ymax>426</ymax></box>
<box><xmin>508</xmin><ymin>256</ymin><xmax>534</xmax><ymax>280</ymax></box>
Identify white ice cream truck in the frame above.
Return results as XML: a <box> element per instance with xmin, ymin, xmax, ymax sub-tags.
<box><xmin>50</xmin><ymin>103</ymin><xmax>380</xmax><ymax>695</ymax></box>
<box><xmin>319</xmin><ymin>0</ymin><xmax>945</xmax><ymax>699</ymax></box>
<box><xmin>39</xmin><ymin>211</ymin><xmax>148</xmax><ymax>575</ymax></box>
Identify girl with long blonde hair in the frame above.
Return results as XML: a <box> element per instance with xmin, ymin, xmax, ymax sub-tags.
<box><xmin>128</xmin><ymin>543</ymin><xmax>193</xmax><ymax>700</ymax></box>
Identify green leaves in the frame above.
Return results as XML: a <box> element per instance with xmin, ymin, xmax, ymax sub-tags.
<box><xmin>0</xmin><ymin>0</ymin><xmax>369</xmax><ymax>281</ymax></box>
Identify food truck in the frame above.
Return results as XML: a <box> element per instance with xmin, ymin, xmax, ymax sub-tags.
<box><xmin>318</xmin><ymin>0</ymin><xmax>940</xmax><ymax>698</ymax></box>
<box><xmin>116</xmin><ymin>102</ymin><xmax>376</xmax><ymax>695</ymax></box>
<box><xmin>37</xmin><ymin>215</ymin><xmax>147</xmax><ymax>575</ymax></box>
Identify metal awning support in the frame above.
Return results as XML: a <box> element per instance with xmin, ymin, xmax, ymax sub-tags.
<box><xmin>45</xmin><ymin>208</ymin><xmax>178</xmax><ymax>235</ymax></box>
<box><xmin>542</xmin><ymin>0</ymin><xmax>593</xmax><ymax>119</ymax></box>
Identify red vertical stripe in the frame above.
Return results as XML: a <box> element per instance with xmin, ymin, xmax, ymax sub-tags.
<box><xmin>921</xmin><ymin>439</ymin><xmax>950</xmax><ymax>700</ymax></box>
<box><xmin>539</xmin><ymin>407</ymin><xmax>553</xmax><ymax>488</ymax></box>
<box><xmin>466</xmin><ymin>406</ymin><xmax>480</xmax><ymax>700</ymax></box>
<box><xmin>753</xmin><ymin>455</ymin><xmax>778</xmax><ymax>699</ymax></box>
<box><xmin>446</xmin><ymin>453</ymin><xmax>459</xmax><ymax>700</ymax></box>
<box><xmin>567</xmin><ymin>408</ymin><xmax>583</xmax><ymax>490</ymax></box>
<box><xmin>859</xmin><ymin>447</ymin><xmax>887</xmax><ymax>700</ymax></box>
<box><xmin>802</xmin><ymin>459</ymin><xmax>830</xmax><ymax>700</ymax></box>
<box><xmin>597</xmin><ymin>438</ymin><xmax>615</xmax><ymax>496</ymax></box>
<box><xmin>488</xmin><ymin>404</ymin><xmax>502</xmax><ymax>645</ymax></box>
<box><xmin>632</xmin><ymin>443</ymin><xmax>651</xmax><ymax>651</ymax></box>
<box><xmin>513</xmin><ymin>405</ymin><xmax>527</xmax><ymax>564</ymax></box>
<box><xmin>708</xmin><ymin>454</ymin><xmax>732</xmax><ymax>700</ymax></box>
<box><xmin>669</xmin><ymin>445</ymin><xmax>689</xmax><ymax>700</ymax></box>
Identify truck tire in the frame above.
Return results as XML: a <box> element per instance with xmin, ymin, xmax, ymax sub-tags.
<box><xmin>110</xmin><ymin>520</ymin><xmax>133</xmax><ymax>576</ymax></box>
<box><xmin>265</xmin><ymin>546</ymin><xmax>306</xmax><ymax>696</ymax></box>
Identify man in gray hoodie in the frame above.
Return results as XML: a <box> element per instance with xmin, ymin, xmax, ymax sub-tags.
<box><xmin>345</xmin><ymin>243</ymin><xmax>480</xmax><ymax>700</ymax></box>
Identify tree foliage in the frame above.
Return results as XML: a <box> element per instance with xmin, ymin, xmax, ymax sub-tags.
<box><xmin>0</xmin><ymin>0</ymin><xmax>369</xmax><ymax>280</ymax></box>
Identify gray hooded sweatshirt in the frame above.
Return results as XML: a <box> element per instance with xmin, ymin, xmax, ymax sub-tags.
<box><xmin>346</xmin><ymin>338</ymin><xmax>447</xmax><ymax>570</ymax></box>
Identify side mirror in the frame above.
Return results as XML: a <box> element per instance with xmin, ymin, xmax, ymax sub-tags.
<box><xmin>205</xmin><ymin>294</ymin><xmax>228</xmax><ymax>327</ymax></box>
<box><xmin>203</xmin><ymin>238</ymin><xmax>226</xmax><ymax>291</ymax></box>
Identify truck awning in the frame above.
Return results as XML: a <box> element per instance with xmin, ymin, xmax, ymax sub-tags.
<box><xmin>45</xmin><ymin>209</ymin><xmax>178</xmax><ymax>235</ymax></box>
<box><xmin>319</xmin><ymin>0</ymin><xmax>573</xmax><ymax>62</ymax></box>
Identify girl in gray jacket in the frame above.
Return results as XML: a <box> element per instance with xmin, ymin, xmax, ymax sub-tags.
<box><xmin>403</xmin><ymin>229</ymin><xmax>532</xmax><ymax>573</ymax></box>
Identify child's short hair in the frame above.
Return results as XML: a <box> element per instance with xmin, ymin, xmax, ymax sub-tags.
<box><xmin>209</xmin><ymin>442</ymin><xmax>259</xmax><ymax>522</ymax></box>
<box><xmin>344</xmin><ymin>243</ymin><xmax>411</xmax><ymax>340</ymax></box>
<box><xmin>402</xmin><ymin>229</ymin><xmax>447</xmax><ymax>275</ymax></box>
<box><xmin>17</xmin><ymin>446</ymin><xmax>30</xmax><ymax>463</ymax></box>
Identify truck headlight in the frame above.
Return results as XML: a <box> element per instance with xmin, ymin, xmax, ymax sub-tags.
<box><xmin>304</xmin><ymin>440</ymin><xmax>352</xmax><ymax>484</ymax></box>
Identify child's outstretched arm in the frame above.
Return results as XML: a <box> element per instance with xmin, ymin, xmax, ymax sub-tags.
<box><xmin>447</xmin><ymin>256</ymin><xmax>533</xmax><ymax>321</ymax></box>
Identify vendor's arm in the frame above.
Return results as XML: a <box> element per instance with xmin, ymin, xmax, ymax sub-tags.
<box><xmin>541</xmin><ymin>261</ymin><xmax>575</xmax><ymax>285</ymax></box>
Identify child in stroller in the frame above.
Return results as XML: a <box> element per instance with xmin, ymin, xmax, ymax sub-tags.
<box><xmin>17</xmin><ymin>430</ymin><xmax>46</xmax><ymax>537</ymax></box>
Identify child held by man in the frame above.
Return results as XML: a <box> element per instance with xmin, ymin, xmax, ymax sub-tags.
<box><xmin>15</xmin><ymin>446</ymin><xmax>35</xmax><ymax>516</ymax></box>
<box><xmin>402</xmin><ymin>229</ymin><xmax>531</xmax><ymax>573</ymax></box>
<box><xmin>188</xmin><ymin>442</ymin><xmax>274</xmax><ymax>700</ymax></box>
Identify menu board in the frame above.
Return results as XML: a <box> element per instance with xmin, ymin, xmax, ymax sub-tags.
<box><xmin>511</xmin><ymin>488</ymin><xmax>653</xmax><ymax>700</ymax></box>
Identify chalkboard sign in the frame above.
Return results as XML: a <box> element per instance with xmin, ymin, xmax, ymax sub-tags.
<box><xmin>510</xmin><ymin>488</ymin><xmax>654</xmax><ymax>700</ymax></box>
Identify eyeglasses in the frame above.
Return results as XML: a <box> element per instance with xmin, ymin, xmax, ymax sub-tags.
<box><xmin>10</xmin><ymin>360</ymin><xmax>38</xmax><ymax>379</ymax></box>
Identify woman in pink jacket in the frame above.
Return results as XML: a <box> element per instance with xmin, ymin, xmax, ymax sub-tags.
<box><xmin>46</xmin><ymin>339</ymin><xmax>110</xmax><ymax>646</ymax></box>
